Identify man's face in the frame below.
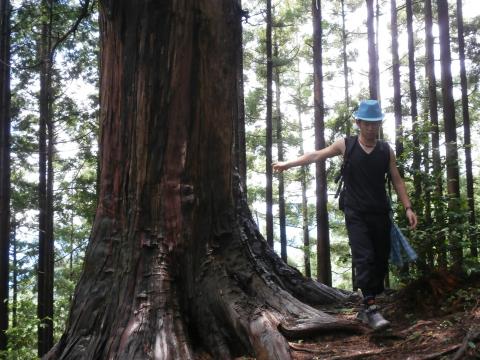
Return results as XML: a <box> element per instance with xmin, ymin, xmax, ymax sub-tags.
<box><xmin>356</xmin><ymin>119</ymin><xmax>382</xmax><ymax>139</ymax></box>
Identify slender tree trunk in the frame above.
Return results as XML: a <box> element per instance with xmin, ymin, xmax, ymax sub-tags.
<box><xmin>437</xmin><ymin>0</ymin><xmax>462</xmax><ymax>269</ymax></box>
<box><xmin>312</xmin><ymin>0</ymin><xmax>331</xmax><ymax>286</ymax></box>
<box><xmin>274</xmin><ymin>40</ymin><xmax>287</xmax><ymax>262</ymax></box>
<box><xmin>69</xmin><ymin>213</ymin><xmax>74</xmax><ymax>301</ymax></box>
<box><xmin>46</xmin><ymin>2</ymin><xmax>357</xmax><ymax>359</ymax></box>
<box><xmin>425</xmin><ymin>0</ymin><xmax>447</xmax><ymax>268</ymax></box>
<box><xmin>340</xmin><ymin>0</ymin><xmax>351</xmax><ymax>136</ymax></box>
<box><xmin>296</xmin><ymin>60</ymin><xmax>311</xmax><ymax>278</ymax></box>
<box><xmin>421</xmin><ymin>105</ymin><xmax>433</xmax><ymax>272</ymax></box>
<box><xmin>456</xmin><ymin>0</ymin><xmax>477</xmax><ymax>258</ymax></box>
<box><xmin>341</xmin><ymin>0</ymin><xmax>353</xmax><ymax>286</ymax></box>
<box><xmin>12</xmin><ymin>219</ymin><xmax>17</xmax><ymax>328</ymax></box>
<box><xmin>298</xmin><ymin>114</ymin><xmax>311</xmax><ymax>278</ymax></box>
<box><xmin>366</xmin><ymin>0</ymin><xmax>378</xmax><ymax>100</ymax></box>
<box><xmin>375</xmin><ymin>0</ymin><xmax>381</xmax><ymax>101</ymax></box>
<box><xmin>38</xmin><ymin>0</ymin><xmax>54</xmax><ymax>355</ymax></box>
<box><xmin>265</xmin><ymin>0</ymin><xmax>274</xmax><ymax>247</ymax></box>
<box><xmin>0</xmin><ymin>0</ymin><xmax>11</xmax><ymax>350</ymax></box>
<box><xmin>390</xmin><ymin>0</ymin><xmax>403</xmax><ymax>176</ymax></box>
<box><xmin>406</xmin><ymin>0</ymin><xmax>421</xmax><ymax>214</ymax></box>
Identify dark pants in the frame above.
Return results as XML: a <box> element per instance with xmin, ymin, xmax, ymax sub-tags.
<box><xmin>344</xmin><ymin>208</ymin><xmax>391</xmax><ymax>298</ymax></box>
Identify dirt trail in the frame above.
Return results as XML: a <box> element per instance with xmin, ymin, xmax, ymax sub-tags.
<box><xmin>291</xmin><ymin>272</ymin><xmax>480</xmax><ymax>359</ymax></box>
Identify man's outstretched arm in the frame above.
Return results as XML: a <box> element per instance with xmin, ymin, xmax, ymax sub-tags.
<box><xmin>272</xmin><ymin>138</ymin><xmax>345</xmax><ymax>173</ymax></box>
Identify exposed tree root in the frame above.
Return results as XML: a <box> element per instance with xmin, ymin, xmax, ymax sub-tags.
<box><xmin>280</xmin><ymin>317</ymin><xmax>362</xmax><ymax>339</ymax></box>
<box><xmin>46</xmin><ymin>178</ymin><xmax>359</xmax><ymax>360</ymax></box>
<box><xmin>289</xmin><ymin>342</ymin><xmax>387</xmax><ymax>359</ymax></box>
<box><xmin>451</xmin><ymin>327</ymin><xmax>480</xmax><ymax>360</ymax></box>
<box><xmin>417</xmin><ymin>343</ymin><xmax>461</xmax><ymax>359</ymax></box>
<box><xmin>165</xmin><ymin>174</ymin><xmax>360</xmax><ymax>359</ymax></box>
<box><xmin>184</xmin><ymin>210</ymin><xmax>359</xmax><ymax>358</ymax></box>
<box><xmin>235</xmin><ymin>176</ymin><xmax>354</xmax><ymax>306</ymax></box>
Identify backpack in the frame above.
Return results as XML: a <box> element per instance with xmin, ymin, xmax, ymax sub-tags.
<box><xmin>334</xmin><ymin>135</ymin><xmax>391</xmax><ymax>211</ymax></box>
<box><xmin>334</xmin><ymin>136</ymin><xmax>357</xmax><ymax>211</ymax></box>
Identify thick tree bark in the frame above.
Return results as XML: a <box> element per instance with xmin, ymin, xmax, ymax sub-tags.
<box><xmin>46</xmin><ymin>2</ymin><xmax>358</xmax><ymax>359</ymax></box>
<box><xmin>312</xmin><ymin>0</ymin><xmax>331</xmax><ymax>287</ymax></box>
<box><xmin>37</xmin><ymin>0</ymin><xmax>55</xmax><ymax>355</ymax></box>
<box><xmin>0</xmin><ymin>0</ymin><xmax>11</xmax><ymax>351</ymax></box>
<box><xmin>366</xmin><ymin>0</ymin><xmax>378</xmax><ymax>100</ymax></box>
<box><xmin>425</xmin><ymin>0</ymin><xmax>446</xmax><ymax>268</ymax></box>
<box><xmin>456</xmin><ymin>0</ymin><xmax>477</xmax><ymax>258</ymax></box>
<box><xmin>437</xmin><ymin>0</ymin><xmax>462</xmax><ymax>269</ymax></box>
<box><xmin>265</xmin><ymin>0</ymin><xmax>274</xmax><ymax>247</ymax></box>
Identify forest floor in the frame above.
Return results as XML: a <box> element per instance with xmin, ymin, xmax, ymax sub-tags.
<box><xmin>289</xmin><ymin>270</ymin><xmax>480</xmax><ymax>360</ymax></box>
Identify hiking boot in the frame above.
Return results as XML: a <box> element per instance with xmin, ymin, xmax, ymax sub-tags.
<box><xmin>356</xmin><ymin>304</ymin><xmax>391</xmax><ymax>331</ymax></box>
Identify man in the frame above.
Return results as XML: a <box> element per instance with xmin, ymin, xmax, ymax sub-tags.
<box><xmin>272</xmin><ymin>99</ymin><xmax>417</xmax><ymax>330</ymax></box>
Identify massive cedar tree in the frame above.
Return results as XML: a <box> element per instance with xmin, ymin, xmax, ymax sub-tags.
<box><xmin>47</xmin><ymin>1</ymin><xmax>356</xmax><ymax>359</ymax></box>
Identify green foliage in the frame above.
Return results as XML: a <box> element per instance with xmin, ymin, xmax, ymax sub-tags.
<box><xmin>6</xmin><ymin>0</ymin><xmax>100</xmax><ymax>355</ymax></box>
<box><xmin>5</xmin><ymin>280</ymin><xmax>38</xmax><ymax>359</ymax></box>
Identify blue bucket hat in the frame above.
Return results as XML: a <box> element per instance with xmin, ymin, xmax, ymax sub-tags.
<box><xmin>354</xmin><ymin>99</ymin><xmax>384</xmax><ymax>121</ymax></box>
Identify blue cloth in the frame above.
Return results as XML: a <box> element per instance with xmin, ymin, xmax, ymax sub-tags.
<box><xmin>389</xmin><ymin>222</ymin><xmax>418</xmax><ymax>267</ymax></box>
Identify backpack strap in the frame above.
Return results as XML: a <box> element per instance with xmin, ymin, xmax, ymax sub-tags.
<box><xmin>380</xmin><ymin>140</ymin><xmax>393</xmax><ymax>199</ymax></box>
<box><xmin>334</xmin><ymin>135</ymin><xmax>358</xmax><ymax>198</ymax></box>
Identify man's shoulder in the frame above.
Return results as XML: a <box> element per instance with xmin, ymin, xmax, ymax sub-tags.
<box><xmin>378</xmin><ymin>139</ymin><xmax>392</xmax><ymax>152</ymax></box>
<box><xmin>343</xmin><ymin>135</ymin><xmax>358</xmax><ymax>145</ymax></box>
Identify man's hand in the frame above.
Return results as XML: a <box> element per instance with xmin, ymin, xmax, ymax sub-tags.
<box><xmin>406</xmin><ymin>208</ymin><xmax>418</xmax><ymax>229</ymax></box>
<box><xmin>272</xmin><ymin>161</ymin><xmax>290</xmax><ymax>173</ymax></box>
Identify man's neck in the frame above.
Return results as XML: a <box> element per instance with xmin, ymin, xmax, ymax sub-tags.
<box><xmin>359</xmin><ymin>135</ymin><xmax>377</xmax><ymax>148</ymax></box>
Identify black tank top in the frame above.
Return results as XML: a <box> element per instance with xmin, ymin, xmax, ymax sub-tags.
<box><xmin>344</xmin><ymin>138</ymin><xmax>391</xmax><ymax>213</ymax></box>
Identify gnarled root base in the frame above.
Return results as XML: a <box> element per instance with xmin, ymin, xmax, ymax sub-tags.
<box><xmin>185</xmin><ymin>213</ymin><xmax>360</xmax><ymax>359</ymax></box>
<box><xmin>46</xmin><ymin>177</ymin><xmax>359</xmax><ymax>360</ymax></box>
<box><xmin>176</xmin><ymin>176</ymin><xmax>361</xmax><ymax>359</ymax></box>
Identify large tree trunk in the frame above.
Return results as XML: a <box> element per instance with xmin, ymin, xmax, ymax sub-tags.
<box><xmin>47</xmin><ymin>2</ymin><xmax>357</xmax><ymax>359</ymax></box>
<box><xmin>425</xmin><ymin>0</ymin><xmax>446</xmax><ymax>268</ymax></box>
<box><xmin>456</xmin><ymin>0</ymin><xmax>477</xmax><ymax>258</ymax></box>
<box><xmin>0</xmin><ymin>0</ymin><xmax>11</xmax><ymax>351</ymax></box>
<box><xmin>265</xmin><ymin>0</ymin><xmax>274</xmax><ymax>247</ymax></box>
<box><xmin>312</xmin><ymin>0</ymin><xmax>331</xmax><ymax>287</ymax></box>
<box><xmin>437</xmin><ymin>0</ymin><xmax>462</xmax><ymax>269</ymax></box>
